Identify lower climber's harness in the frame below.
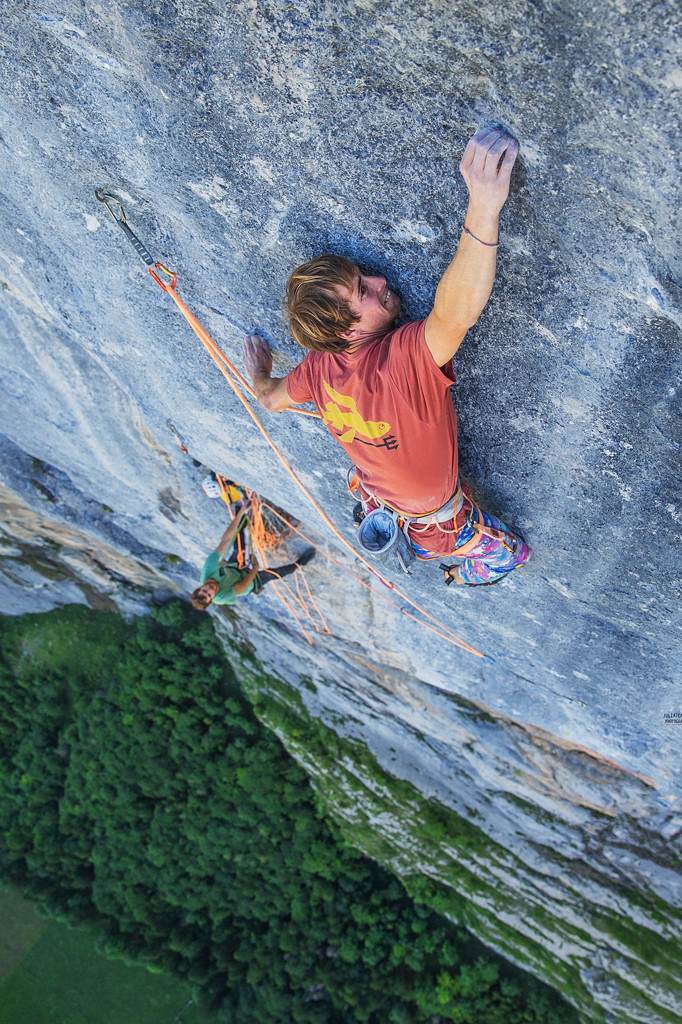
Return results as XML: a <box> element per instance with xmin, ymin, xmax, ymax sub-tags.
<box><xmin>348</xmin><ymin>467</ymin><xmax>517</xmax><ymax>574</ymax></box>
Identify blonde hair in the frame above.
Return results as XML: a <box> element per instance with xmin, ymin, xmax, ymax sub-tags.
<box><xmin>284</xmin><ymin>255</ymin><xmax>359</xmax><ymax>352</ymax></box>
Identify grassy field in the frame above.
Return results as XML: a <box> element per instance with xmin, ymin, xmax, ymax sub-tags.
<box><xmin>0</xmin><ymin>889</ymin><xmax>221</xmax><ymax>1024</ymax></box>
<box><xmin>0</xmin><ymin>888</ymin><xmax>48</xmax><ymax>983</ymax></box>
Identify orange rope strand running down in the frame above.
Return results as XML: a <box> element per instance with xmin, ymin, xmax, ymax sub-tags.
<box><xmin>246</xmin><ymin>494</ymin><xmax>322</xmax><ymax>642</ymax></box>
<box><xmin>291</xmin><ymin>564</ymin><xmax>331</xmax><ymax>635</ymax></box>
<box><xmin>262</xmin><ymin>568</ymin><xmax>330</xmax><ymax>644</ymax></box>
<box><xmin>260</xmin><ymin>502</ymin><xmax>484</xmax><ymax>655</ymax></box>
<box><xmin>155</xmin><ymin>272</ymin><xmax>485</xmax><ymax>660</ymax></box>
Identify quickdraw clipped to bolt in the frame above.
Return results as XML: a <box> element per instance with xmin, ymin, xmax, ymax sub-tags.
<box><xmin>95</xmin><ymin>188</ymin><xmax>176</xmax><ymax>291</ymax></box>
<box><xmin>94</xmin><ymin>186</ymin><xmax>264</xmax><ymax>404</ymax></box>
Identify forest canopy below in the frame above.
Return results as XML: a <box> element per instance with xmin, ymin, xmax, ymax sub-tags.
<box><xmin>0</xmin><ymin>602</ymin><xmax>577</xmax><ymax>1024</ymax></box>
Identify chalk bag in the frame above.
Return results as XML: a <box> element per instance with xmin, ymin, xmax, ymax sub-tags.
<box><xmin>356</xmin><ymin>508</ymin><xmax>415</xmax><ymax>574</ymax></box>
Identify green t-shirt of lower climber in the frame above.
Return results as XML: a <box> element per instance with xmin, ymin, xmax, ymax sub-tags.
<box><xmin>200</xmin><ymin>550</ymin><xmax>254</xmax><ymax>605</ymax></box>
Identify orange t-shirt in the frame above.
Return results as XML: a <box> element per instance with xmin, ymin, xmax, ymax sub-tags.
<box><xmin>286</xmin><ymin>319</ymin><xmax>459</xmax><ymax>550</ymax></box>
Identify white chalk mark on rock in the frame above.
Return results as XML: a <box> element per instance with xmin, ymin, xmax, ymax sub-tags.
<box><xmin>250</xmin><ymin>157</ymin><xmax>277</xmax><ymax>186</ymax></box>
<box><xmin>602</xmin><ymin>469</ymin><xmax>632</xmax><ymax>502</ymax></box>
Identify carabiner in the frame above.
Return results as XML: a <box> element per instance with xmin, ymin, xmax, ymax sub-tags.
<box><xmin>149</xmin><ymin>262</ymin><xmax>177</xmax><ymax>292</ymax></box>
<box><xmin>95</xmin><ymin>188</ymin><xmax>127</xmax><ymax>225</ymax></box>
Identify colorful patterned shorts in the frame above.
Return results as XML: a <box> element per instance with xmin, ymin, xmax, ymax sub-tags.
<box><xmin>409</xmin><ymin>502</ymin><xmax>530</xmax><ymax>586</ymax></box>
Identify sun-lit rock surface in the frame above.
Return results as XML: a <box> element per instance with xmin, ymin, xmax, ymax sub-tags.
<box><xmin>1</xmin><ymin>2</ymin><xmax>681</xmax><ymax>1021</ymax></box>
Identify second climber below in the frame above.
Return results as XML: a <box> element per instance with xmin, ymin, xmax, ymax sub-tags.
<box><xmin>243</xmin><ymin>126</ymin><xmax>529</xmax><ymax>586</ymax></box>
<box><xmin>191</xmin><ymin>512</ymin><xmax>315</xmax><ymax>610</ymax></box>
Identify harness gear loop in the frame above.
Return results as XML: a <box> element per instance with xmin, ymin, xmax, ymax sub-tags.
<box><xmin>346</xmin><ymin>467</ymin><xmax>364</xmax><ymax>502</ymax></box>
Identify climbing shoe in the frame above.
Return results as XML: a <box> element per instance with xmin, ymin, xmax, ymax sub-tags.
<box><xmin>297</xmin><ymin>548</ymin><xmax>316</xmax><ymax>566</ymax></box>
<box><xmin>441</xmin><ymin>563</ymin><xmax>462</xmax><ymax>586</ymax></box>
<box><xmin>441</xmin><ymin>562</ymin><xmax>513</xmax><ymax>587</ymax></box>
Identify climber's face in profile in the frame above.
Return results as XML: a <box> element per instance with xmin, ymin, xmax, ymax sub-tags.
<box><xmin>338</xmin><ymin>266</ymin><xmax>401</xmax><ymax>344</ymax></box>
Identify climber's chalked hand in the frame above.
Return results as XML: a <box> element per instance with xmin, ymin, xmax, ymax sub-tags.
<box><xmin>243</xmin><ymin>334</ymin><xmax>273</xmax><ymax>378</ymax></box>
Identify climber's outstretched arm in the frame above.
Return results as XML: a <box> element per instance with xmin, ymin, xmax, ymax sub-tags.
<box><xmin>424</xmin><ymin>127</ymin><xmax>519</xmax><ymax>368</ymax></box>
<box><xmin>215</xmin><ymin>514</ymin><xmax>247</xmax><ymax>557</ymax></box>
<box><xmin>243</xmin><ymin>334</ymin><xmax>294</xmax><ymax>412</ymax></box>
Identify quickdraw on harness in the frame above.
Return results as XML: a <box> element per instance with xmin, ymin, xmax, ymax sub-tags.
<box><xmin>95</xmin><ymin>188</ymin><xmax>488</xmax><ymax>661</ymax></box>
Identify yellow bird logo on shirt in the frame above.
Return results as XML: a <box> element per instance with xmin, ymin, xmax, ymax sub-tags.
<box><xmin>321</xmin><ymin>382</ymin><xmax>391</xmax><ymax>444</ymax></box>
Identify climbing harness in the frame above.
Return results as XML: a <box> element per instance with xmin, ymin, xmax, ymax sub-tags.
<box><xmin>351</xmin><ymin>463</ymin><xmax>517</xmax><ymax>570</ymax></box>
<box><xmin>211</xmin><ymin>475</ymin><xmax>328</xmax><ymax>643</ymax></box>
<box><xmin>349</xmin><ymin>468</ymin><xmax>467</xmax><ymax>573</ymax></box>
<box><xmin>348</xmin><ymin>468</ymin><xmax>465</xmax><ymax>529</ymax></box>
<box><xmin>96</xmin><ymin>189</ymin><xmax>487</xmax><ymax>660</ymax></box>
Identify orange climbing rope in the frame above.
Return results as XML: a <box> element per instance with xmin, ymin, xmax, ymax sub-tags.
<box><xmin>245</xmin><ymin>492</ymin><xmax>283</xmax><ymax>556</ymax></box>
<box><xmin>260</xmin><ymin>502</ymin><xmax>485</xmax><ymax>655</ymax></box>
<box><xmin>154</xmin><ymin>269</ymin><xmax>321</xmax><ymax>419</ymax></box>
<box><xmin>259</xmin><ymin>563</ymin><xmax>331</xmax><ymax>646</ymax></box>
<box><xmin>95</xmin><ymin>187</ymin><xmax>318</xmax><ymax>423</ymax></box>
<box><xmin>217</xmin><ymin>476</ymin><xmax>282</xmax><ymax>555</ymax></box>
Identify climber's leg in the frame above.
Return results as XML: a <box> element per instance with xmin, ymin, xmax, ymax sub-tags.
<box><xmin>447</xmin><ymin>504</ymin><xmax>529</xmax><ymax>586</ymax></box>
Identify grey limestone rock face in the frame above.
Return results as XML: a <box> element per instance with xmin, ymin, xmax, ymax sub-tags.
<box><xmin>0</xmin><ymin>1</ymin><xmax>681</xmax><ymax>1021</ymax></box>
